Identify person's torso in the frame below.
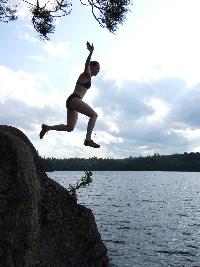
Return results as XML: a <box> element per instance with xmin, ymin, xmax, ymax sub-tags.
<box><xmin>73</xmin><ymin>73</ymin><xmax>91</xmax><ymax>98</ymax></box>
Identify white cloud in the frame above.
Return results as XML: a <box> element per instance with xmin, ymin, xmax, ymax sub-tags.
<box><xmin>3</xmin><ymin>0</ymin><xmax>200</xmax><ymax>158</ymax></box>
<box><xmin>34</xmin><ymin>129</ymin><xmax>121</xmax><ymax>159</ymax></box>
<box><xmin>42</xmin><ymin>41</ymin><xmax>69</xmax><ymax>59</ymax></box>
<box><xmin>173</xmin><ymin>128</ymin><xmax>200</xmax><ymax>140</ymax></box>
<box><xmin>102</xmin><ymin>0</ymin><xmax>200</xmax><ymax>86</ymax></box>
<box><xmin>0</xmin><ymin>65</ymin><xmax>120</xmax><ymax>158</ymax></box>
<box><xmin>90</xmin><ymin>75</ymin><xmax>200</xmax><ymax>157</ymax></box>
<box><xmin>95</xmin><ymin>131</ymin><xmax>123</xmax><ymax>145</ymax></box>
<box><xmin>15</xmin><ymin>26</ymin><xmax>38</xmax><ymax>43</ymax></box>
<box><xmin>0</xmin><ymin>65</ymin><xmax>63</xmax><ymax>107</ymax></box>
<box><xmin>146</xmin><ymin>98</ymin><xmax>170</xmax><ymax>122</ymax></box>
<box><xmin>29</xmin><ymin>55</ymin><xmax>46</xmax><ymax>62</ymax></box>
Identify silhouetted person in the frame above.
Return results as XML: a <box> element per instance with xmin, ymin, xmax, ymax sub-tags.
<box><xmin>40</xmin><ymin>41</ymin><xmax>100</xmax><ymax>148</ymax></box>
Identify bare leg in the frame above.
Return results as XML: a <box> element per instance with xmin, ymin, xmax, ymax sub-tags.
<box><xmin>47</xmin><ymin>109</ymin><xmax>78</xmax><ymax>132</ymax></box>
<box><xmin>46</xmin><ymin>124</ymin><xmax>68</xmax><ymax>131</ymax></box>
<box><xmin>40</xmin><ymin>109</ymin><xmax>78</xmax><ymax>139</ymax></box>
<box><xmin>69</xmin><ymin>98</ymin><xmax>98</xmax><ymax>141</ymax></box>
<box><xmin>86</xmin><ymin>116</ymin><xmax>98</xmax><ymax>140</ymax></box>
<box><xmin>40</xmin><ymin>97</ymin><xmax>100</xmax><ymax>147</ymax></box>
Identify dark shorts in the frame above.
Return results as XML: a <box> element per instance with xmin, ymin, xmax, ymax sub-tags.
<box><xmin>66</xmin><ymin>93</ymin><xmax>81</xmax><ymax>109</ymax></box>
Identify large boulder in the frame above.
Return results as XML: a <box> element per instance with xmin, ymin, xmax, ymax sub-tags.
<box><xmin>0</xmin><ymin>125</ymin><xmax>109</xmax><ymax>267</ymax></box>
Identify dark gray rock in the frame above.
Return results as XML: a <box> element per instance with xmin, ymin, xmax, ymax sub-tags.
<box><xmin>0</xmin><ymin>125</ymin><xmax>109</xmax><ymax>267</ymax></box>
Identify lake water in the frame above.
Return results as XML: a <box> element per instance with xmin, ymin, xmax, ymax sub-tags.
<box><xmin>48</xmin><ymin>171</ymin><xmax>200</xmax><ymax>267</ymax></box>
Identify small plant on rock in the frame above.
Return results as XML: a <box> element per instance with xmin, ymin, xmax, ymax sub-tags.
<box><xmin>68</xmin><ymin>170</ymin><xmax>93</xmax><ymax>202</ymax></box>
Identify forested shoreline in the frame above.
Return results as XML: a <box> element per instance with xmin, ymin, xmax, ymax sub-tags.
<box><xmin>41</xmin><ymin>152</ymin><xmax>200</xmax><ymax>172</ymax></box>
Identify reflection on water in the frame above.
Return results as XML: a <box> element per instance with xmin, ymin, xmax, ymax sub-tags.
<box><xmin>48</xmin><ymin>171</ymin><xmax>200</xmax><ymax>267</ymax></box>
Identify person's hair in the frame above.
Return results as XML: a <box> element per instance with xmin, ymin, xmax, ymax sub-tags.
<box><xmin>90</xmin><ymin>61</ymin><xmax>100</xmax><ymax>68</ymax></box>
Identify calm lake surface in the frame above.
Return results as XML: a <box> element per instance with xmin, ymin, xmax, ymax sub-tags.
<box><xmin>48</xmin><ymin>171</ymin><xmax>200</xmax><ymax>267</ymax></box>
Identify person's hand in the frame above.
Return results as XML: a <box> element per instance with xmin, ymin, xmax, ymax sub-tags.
<box><xmin>86</xmin><ymin>41</ymin><xmax>94</xmax><ymax>53</ymax></box>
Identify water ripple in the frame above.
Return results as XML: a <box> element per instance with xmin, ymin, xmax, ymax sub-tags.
<box><xmin>49</xmin><ymin>171</ymin><xmax>200</xmax><ymax>267</ymax></box>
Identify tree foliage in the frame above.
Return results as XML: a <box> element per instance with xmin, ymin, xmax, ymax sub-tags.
<box><xmin>41</xmin><ymin>152</ymin><xmax>200</xmax><ymax>172</ymax></box>
<box><xmin>0</xmin><ymin>0</ymin><xmax>17</xmax><ymax>22</ymax></box>
<box><xmin>0</xmin><ymin>0</ymin><xmax>132</xmax><ymax>40</ymax></box>
<box><xmin>81</xmin><ymin>0</ymin><xmax>131</xmax><ymax>33</ymax></box>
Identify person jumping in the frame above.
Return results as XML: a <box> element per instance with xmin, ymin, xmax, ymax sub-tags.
<box><xmin>39</xmin><ymin>41</ymin><xmax>100</xmax><ymax>148</ymax></box>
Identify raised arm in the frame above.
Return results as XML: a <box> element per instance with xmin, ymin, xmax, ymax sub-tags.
<box><xmin>84</xmin><ymin>41</ymin><xmax>94</xmax><ymax>76</ymax></box>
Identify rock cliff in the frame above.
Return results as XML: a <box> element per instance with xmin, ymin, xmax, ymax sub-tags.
<box><xmin>0</xmin><ymin>125</ymin><xmax>109</xmax><ymax>267</ymax></box>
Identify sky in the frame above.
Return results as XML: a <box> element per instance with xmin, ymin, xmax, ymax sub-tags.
<box><xmin>1</xmin><ymin>0</ymin><xmax>200</xmax><ymax>159</ymax></box>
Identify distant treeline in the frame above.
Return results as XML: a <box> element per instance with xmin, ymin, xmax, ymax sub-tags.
<box><xmin>41</xmin><ymin>152</ymin><xmax>200</xmax><ymax>172</ymax></box>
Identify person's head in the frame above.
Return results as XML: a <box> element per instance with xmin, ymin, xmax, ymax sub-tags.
<box><xmin>90</xmin><ymin>61</ymin><xmax>100</xmax><ymax>76</ymax></box>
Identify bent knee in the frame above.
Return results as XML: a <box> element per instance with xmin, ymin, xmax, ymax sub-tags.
<box><xmin>67</xmin><ymin>126</ymin><xmax>75</xmax><ymax>132</ymax></box>
<box><xmin>90</xmin><ymin>111</ymin><xmax>98</xmax><ymax>118</ymax></box>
